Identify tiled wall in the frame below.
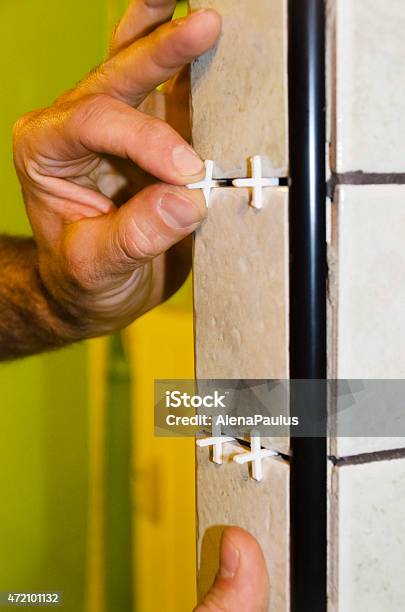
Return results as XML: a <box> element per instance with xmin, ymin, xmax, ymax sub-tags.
<box><xmin>197</xmin><ymin>444</ymin><xmax>289</xmax><ymax>611</ymax></box>
<box><xmin>190</xmin><ymin>0</ymin><xmax>288</xmax><ymax>178</ymax></box>
<box><xmin>192</xmin><ymin>1</ymin><xmax>405</xmax><ymax>611</ymax></box>
<box><xmin>190</xmin><ymin>1</ymin><xmax>290</xmax><ymax>610</ymax></box>
<box><xmin>327</xmin><ymin>1</ymin><xmax>405</xmax><ymax>609</ymax></box>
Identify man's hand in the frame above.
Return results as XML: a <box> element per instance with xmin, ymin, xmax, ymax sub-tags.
<box><xmin>12</xmin><ymin>1</ymin><xmax>221</xmax><ymax>338</ymax></box>
<box><xmin>196</xmin><ymin>527</ymin><xmax>270</xmax><ymax>612</ymax></box>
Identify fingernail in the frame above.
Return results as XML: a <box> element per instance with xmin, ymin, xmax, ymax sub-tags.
<box><xmin>173</xmin><ymin>9</ymin><xmax>209</xmax><ymax>26</ymax></box>
<box><xmin>172</xmin><ymin>145</ymin><xmax>204</xmax><ymax>177</ymax></box>
<box><xmin>159</xmin><ymin>192</ymin><xmax>204</xmax><ymax>229</ymax></box>
<box><xmin>219</xmin><ymin>535</ymin><xmax>240</xmax><ymax>579</ymax></box>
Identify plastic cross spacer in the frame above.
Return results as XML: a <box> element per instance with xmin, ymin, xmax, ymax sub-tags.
<box><xmin>196</xmin><ymin>420</ymin><xmax>235</xmax><ymax>465</ymax></box>
<box><xmin>232</xmin><ymin>155</ymin><xmax>279</xmax><ymax>210</ymax></box>
<box><xmin>186</xmin><ymin>160</ymin><xmax>221</xmax><ymax>208</ymax></box>
<box><xmin>233</xmin><ymin>430</ymin><xmax>278</xmax><ymax>481</ymax></box>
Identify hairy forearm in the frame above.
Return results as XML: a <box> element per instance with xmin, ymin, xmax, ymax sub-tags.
<box><xmin>0</xmin><ymin>235</ymin><xmax>87</xmax><ymax>360</ymax></box>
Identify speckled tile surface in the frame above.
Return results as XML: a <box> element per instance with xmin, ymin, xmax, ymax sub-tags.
<box><xmin>329</xmin><ymin>457</ymin><xmax>405</xmax><ymax>611</ymax></box>
<box><xmin>196</xmin><ymin>442</ymin><xmax>290</xmax><ymax>612</ymax></box>
<box><xmin>328</xmin><ymin>185</ymin><xmax>405</xmax><ymax>457</ymax></box>
<box><xmin>329</xmin><ymin>0</ymin><xmax>405</xmax><ymax>173</ymax></box>
<box><xmin>194</xmin><ymin>188</ymin><xmax>289</xmax><ymax>380</ymax></box>
<box><xmin>189</xmin><ymin>0</ymin><xmax>288</xmax><ymax>178</ymax></box>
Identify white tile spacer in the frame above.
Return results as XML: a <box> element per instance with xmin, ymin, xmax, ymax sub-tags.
<box><xmin>232</xmin><ymin>155</ymin><xmax>279</xmax><ymax>210</ymax></box>
<box><xmin>196</xmin><ymin>420</ymin><xmax>235</xmax><ymax>465</ymax></box>
<box><xmin>233</xmin><ymin>430</ymin><xmax>278</xmax><ymax>482</ymax></box>
<box><xmin>186</xmin><ymin>160</ymin><xmax>221</xmax><ymax>208</ymax></box>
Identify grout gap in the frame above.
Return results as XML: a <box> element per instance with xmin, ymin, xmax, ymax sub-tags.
<box><xmin>213</xmin><ymin>177</ymin><xmax>289</xmax><ymax>187</ymax></box>
<box><xmin>233</xmin><ymin>436</ymin><xmax>291</xmax><ymax>461</ymax></box>
<box><xmin>329</xmin><ymin>446</ymin><xmax>405</xmax><ymax>467</ymax></box>
<box><xmin>327</xmin><ymin>171</ymin><xmax>405</xmax><ymax>199</ymax></box>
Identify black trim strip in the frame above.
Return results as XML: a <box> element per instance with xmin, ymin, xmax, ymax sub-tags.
<box><xmin>288</xmin><ymin>1</ymin><xmax>327</xmax><ymax>610</ymax></box>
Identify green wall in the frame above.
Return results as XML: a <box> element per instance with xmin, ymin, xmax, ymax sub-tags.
<box><xmin>0</xmin><ymin>2</ymin><xmax>106</xmax><ymax>610</ymax></box>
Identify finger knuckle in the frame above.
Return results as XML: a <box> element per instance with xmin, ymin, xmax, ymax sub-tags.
<box><xmin>12</xmin><ymin>109</ymin><xmax>43</xmax><ymax>147</ymax></box>
<box><xmin>12</xmin><ymin>109</ymin><xmax>48</xmax><ymax>179</ymax></box>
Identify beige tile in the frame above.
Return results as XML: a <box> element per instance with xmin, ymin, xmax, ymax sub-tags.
<box><xmin>328</xmin><ymin>185</ymin><xmax>405</xmax><ymax>457</ymax></box>
<box><xmin>329</xmin><ymin>0</ymin><xmax>405</xmax><ymax>172</ymax></box>
<box><xmin>194</xmin><ymin>187</ymin><xmax>289</xmax><ymax>454</ymax></box>
<box><xmin>329</xmin><ymin>457</ymin><xmax>405</xmax><ymax>612</ymax></box>
<box><xmin>194</xmin><ymin>188</ymin><xmax>289</xmax><ymax>380</ymax></box>
<box><xmin>197</xmin><ymin>442</ymin><xmax>290</xmax><ymax>612</ymax></box>
<box><xmin>189</xmin><ymin>0</ymin><xmax>288</xmax><ymax>178</ymax></box>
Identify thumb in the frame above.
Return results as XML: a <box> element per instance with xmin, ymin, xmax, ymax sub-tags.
<box><xmin>59</xmin><ymin>182</ymin><xmax>205</xmax><ymax>299</ymax></box>
<box><xmin>195</xmin><ymin>527</ymin><xmax>269</xmax><ymax>612</ymax></box>
<box><xmin>88</xmin><ymin>183</ymin><xmax>206</xmax><ymax>277</ymax></box>
<box><xmin>114</xmin><ymin>183</ymin><xmax>206</xmax><ymax>267</ymax></box>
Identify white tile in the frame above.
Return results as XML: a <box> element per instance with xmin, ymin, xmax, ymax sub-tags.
<box><xmin>197</xmin><ymin>442</ymin><xmax>290</xmax><ymax>612</ymax></box>
<box><xmin>330</xmin><ymin>0</ymin><xmax>405</xmax><ymax>173</ymax></box>
<box><xmin>329</xmin><ymin>457</ymin><xmax>405</xmax><ymax>611</ymax></box>
<box><xmin>329</xmin><ymin>185</ymin><xmax>405</xmax><ymax>456</ymax></box>
<box><xmin>189</xmin><ymin>0</ymin><xmax>288</xmax><ymax>178</ymax></box>
<box><xmin>331</xmin><ymin>435</ymin><xmax>405</xmax><ymax>459</ymax></box>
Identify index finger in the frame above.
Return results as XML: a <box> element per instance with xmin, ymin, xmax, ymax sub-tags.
<box><xmin>69</xmin><ymin>9</ymin><xmax>221</xmax><ymax>108</ymax></box>
<box><xmin>109</xmin><ymin>0</ymin><xmax>176</xmax><ymax>56</ymax></box>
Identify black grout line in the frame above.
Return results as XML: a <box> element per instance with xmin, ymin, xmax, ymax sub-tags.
<box><xmin>329</xmin><ymin>446</ymin><xmax>405</xmax><ymax>467</ymax></box>
<box><xmin>213</xmin><ymin>171</ymin><xmax>405</xmax><ymax>197</ymax></box>
<box><xmin>327</xmin><ymin>171</ymin><xmax>405</xmax><ymax>199</ymax></box>
<box><xmin>213</xmin><ymin>177</ymin><xmax>289</xmax><ymax>187</ymax></box>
